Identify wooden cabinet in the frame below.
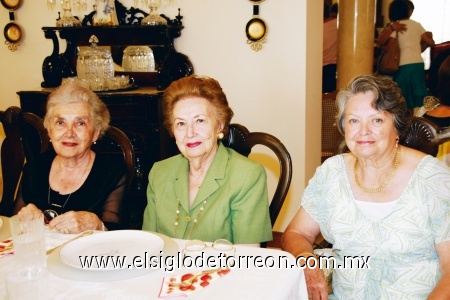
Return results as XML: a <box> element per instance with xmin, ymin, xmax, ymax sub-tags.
<box><xmin>18</xmin><ymin>88</ymin><xmax>179</xmax><ymax>228</ymax></box>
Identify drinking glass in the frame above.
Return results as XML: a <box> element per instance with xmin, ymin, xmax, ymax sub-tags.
<box><xmin>6</xmin><ymin>267</ymin><xmax>49</xmax><ymax>300</ymax></box>
<box><xmin>9</xmin><ymin>213</ymin><xmax>46</xmax><ymax>270</ymax></box>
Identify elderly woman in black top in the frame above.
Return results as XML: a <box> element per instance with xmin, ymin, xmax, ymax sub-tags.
<box><xmin>14</xmin><ymin>83</ymin><xmax>127</xmax><ymax>233</ymax></box>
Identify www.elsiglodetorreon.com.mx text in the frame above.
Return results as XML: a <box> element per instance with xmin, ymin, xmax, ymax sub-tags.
<box><xmin>78</xmin><ymin>252</ymin><xmax>371</xmax><ymax>272</ymax></box>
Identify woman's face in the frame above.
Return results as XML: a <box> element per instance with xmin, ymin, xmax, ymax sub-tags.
<box><xmin>172</xmin><ymin>97</ymin><xmax>224</xmax><ymax>162</ymax></box>
<box><xmin>344</xmin><ymin>91</ymin><xmax>398</xmax><ymax>160</ymax></box>
<box><xmin>47</xmin><ymin>102</ymin><xmax>100</xmax><ymax>159</ymax></box>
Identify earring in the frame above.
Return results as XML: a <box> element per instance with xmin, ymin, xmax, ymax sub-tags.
<box><xmin>49</xmin><ymin>139</ymin><xmax>52</xmax><ymax>143</ymax></box>
<box><xmin>217</xmin><ymin>132</ymin><xmax>224</xmax><ymax>140</ymax></box>
<box><xmin>396</xmin><ymin>137</ymin><xmax>399</xmax><ymax>147</ymax></box>
<box><xmin>93</xmin><ymin>141</ymin><xmax>97</xmax><ymax>145</ymax></box>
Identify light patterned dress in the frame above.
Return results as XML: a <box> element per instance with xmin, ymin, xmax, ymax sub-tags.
<box><xmin>302</xmin><ymin>154</ymin><xmax>450</xmax><ymax>299</ymax></box>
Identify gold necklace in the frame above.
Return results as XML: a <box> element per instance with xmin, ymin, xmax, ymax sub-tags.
<box><xmin>354</xmin><ymin>145</ymin><xmax>401</xmax><ymax>193</ymax></box>
<box><xmin>174</xmin><ymin>199</ymin><xmax>207</xmax><ymax>239</ymax></box>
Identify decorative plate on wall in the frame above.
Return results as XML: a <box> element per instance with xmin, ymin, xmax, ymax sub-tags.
<box><xmin>246</xmin><ymin>17</ymin><xmax>267</xmax><ymax>42</ymax></box>
<box><xmin>0</xmin><ymin>0</ymin><xmax>22</xmax><ymax>10</ymax></box>
<box><xmin>246</xmin><ymin>0</ymin><xmax>267</xmax><ymax>52</ymax></box>
<box><xmin>4</xmin><ymin>21</ymin><xmax>21</xmax><ymax>43</ymax></box>
<box><xmin>1</xmin><ymin>0</ymin><xmax>23</xmax><ymax>51</ymax></box>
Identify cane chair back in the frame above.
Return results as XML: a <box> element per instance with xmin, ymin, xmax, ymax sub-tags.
<box><xmin>322</xmin><ymin>91</ymin><xmax>342</xmax><ymax>162</ymax></box>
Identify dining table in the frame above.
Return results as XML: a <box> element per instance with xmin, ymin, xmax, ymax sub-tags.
<box><xmin>0</xmin><ymin>215</ymin><xmax>308</xmax><ymax>299</ymax></box>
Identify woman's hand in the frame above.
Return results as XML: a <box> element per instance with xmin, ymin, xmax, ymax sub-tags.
<box><xmin>49</xmin><ymin>211</ymin><xmax>104</xmax><ymax>234</ymax></box>
<box><xmin>304</xmin><ymin>267</ymin><xmax>329</xmax><ymax>300</ymax></box>
<box><xmin>391</xmin><ymin>21</ymin><xmax>407</xmax><ymax>33</ymax></box>
<box><xmin>18</xmin><ymin>203</ymin><xmax>42</xmax><ymax>215</ymax></box>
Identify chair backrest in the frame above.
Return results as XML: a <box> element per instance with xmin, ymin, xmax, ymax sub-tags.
<box><xmin>322</xmin><ymin>91</ymin><xmax>342</xmax><ymax>162</ymax></box>
<box><xmin>20</xmin><ymin>111</ymin><xmax>50</xmax><ymax>163</ymax></box>
<box><xmin>428</xmin><ymin>47</ymin><xmax>450</xmax><ymax>97</ymax></box>
<box><xmin>334</xmin><ymin>117</ymin><xmax>446</xmax><ymax>156</ymax></box>
<box><xmin>0</xmin><ymin>107</ymin><xmax>25</xmax><ymax>216</ymax></box>
<box><xmin>401</xmin><ymin>117</ymin><xmax>440</xmax><ymax>155</ymax></box>
<box><xmin>435</xmin><ymin>126</ymin><xmax>450</xmax><ymax>144</ymax></box>
<box><xmin>91</xmin><ymin>125</ymin><xmax>135</xmax><ymax>191</ymax></box>
<box><xmin>430</xmin><ymin>41</ymin><xmax>450</xmax><ymax>67</ymax></box>
<box><xmin>223</xmin><ymin>123</ymin><xmax>293</xmax><ymax>228</ymax></box>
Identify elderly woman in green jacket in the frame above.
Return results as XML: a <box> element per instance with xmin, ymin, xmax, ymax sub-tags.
<box><xmin>142</xmin><ymin>75</ymin><xmax>272</xmax><ymax>246</ymax></box>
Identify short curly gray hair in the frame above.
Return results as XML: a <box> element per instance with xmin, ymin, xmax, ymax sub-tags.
<box><xmin>44</xmin><ymin>83</ymin><xmax>110</xmax><ymax>138</ymax></box>
<box><xmin>335</xmin><ymin>75</ymin><xmax>411</xmax><ymax>138</ymax></box>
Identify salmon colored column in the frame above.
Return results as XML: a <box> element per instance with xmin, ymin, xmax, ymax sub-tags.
<box><xmin>337</xmin><ymin>0</ymin><xmax>376</xmax><ymax>89</ymax></box>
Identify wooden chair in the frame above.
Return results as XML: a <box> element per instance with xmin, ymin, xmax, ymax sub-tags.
<box><xmin>428</xmin><ymin>47</ymin><xmax>450</xmax><ymax>97</ymax></box>
<box><xmin>335</xmin><ymin>117</ymin><xmax>450</xmax><ymax>156</ymax></box>
<box><xmin>223</xmin><ymin>123</ymin><xmax>293</xmax><ymax>248</ymax></box>
<box><xmin>92</xmin><ymin>126</ymin><xmax>135</xmax><ymax>191</ymax></box>
<box><xmin>20</xmin><ymin>110</ymin><xmax>50</xmax><ymax>164</ymax></box>
<box><xmin>92</xmin><ymin>125</ymin><xmax>136</xmax><ymax>228</ymax></box>
<box><xmin>0</xmin><ymin>107</ymin><xmax>25</xmax><ymax>216</ymax></box>
<box><xmin>322</xmin><ymin>91</ymin><xmax>342</xmax><ymax>162</ymax></box>
<box><xmin>430</xmin><ymin>41</ymin><xmax>450</xmax><ymax>68</ymax></box>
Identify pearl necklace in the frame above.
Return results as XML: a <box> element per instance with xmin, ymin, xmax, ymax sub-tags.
<box><xmin>174</xmin><ymin>199</ymin><xmax>208</xmax><ymax>239</ymax></box>
<box><xmin>354</xmin><ymin>145</ymin><xmax>401</xmax><ymax>193</ymax></box>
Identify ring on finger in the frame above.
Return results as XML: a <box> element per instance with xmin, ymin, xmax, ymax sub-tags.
<box><xmin>63</xmin><ymin>227</ymin><xmax>70</xmax><ymax>234</ymax></box>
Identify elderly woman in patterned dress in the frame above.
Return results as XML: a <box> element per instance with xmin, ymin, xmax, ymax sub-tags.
<box><xmin>282</xmin><ymin>75</ymin><xmax>450</xmax><ymax>299</ymax></box>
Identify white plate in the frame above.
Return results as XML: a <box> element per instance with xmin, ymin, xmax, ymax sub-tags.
<box><xmin>48</xmin><ymin>231</ymin><xmax>178</xmax><ymax>282</ymax></box>
<box><xmin>59</xmin><ymin>230</ymin><xmax>164</xmax><ymax>270</ymax></box>
<box><xmin>0</xmin><ymin>218</ymin><xmax>3</xmax><ymax>230</ymax></box>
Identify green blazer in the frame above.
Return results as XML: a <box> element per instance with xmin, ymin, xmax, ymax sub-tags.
<box><xmin>142</xmin><ymin>142</ymin><xmax>273</xmax><ymax>244</ymax></box>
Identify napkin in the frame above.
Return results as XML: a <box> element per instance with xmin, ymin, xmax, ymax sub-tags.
<box><xmin>0</xmin><ymin>237</ymin><xmax>13</xmax><ymax>258</ymax></box>
<box><xmin>159</xmin><ymin>268</ymin><xmax>230</xmax><ymax>298</ymax></box>
<box><xmin>45</xmin><ymin>227</ymin><xmax>80</xmax><ymax>252</ymax></box>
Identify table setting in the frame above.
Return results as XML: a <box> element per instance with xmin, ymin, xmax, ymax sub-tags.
<box><xmin>0</xmin><ymin>214</ymin><xmax>308</xmax><ymax>299</ymax></box>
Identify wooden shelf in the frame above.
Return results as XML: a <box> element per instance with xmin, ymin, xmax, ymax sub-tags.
<box><xmin>41</xmin><ymin>25</ymin><xmax>193</xmax><ymax>90</ymax></box>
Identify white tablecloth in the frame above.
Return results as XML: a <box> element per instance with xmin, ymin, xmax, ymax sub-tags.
<box><xmin>0</xmin><ymin>216</ymin><xmax>307</xmax><ymax>300</ymax></box>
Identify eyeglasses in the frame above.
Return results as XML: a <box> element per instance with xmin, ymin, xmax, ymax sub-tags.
<box><xmin>184</xmin><ymin>239</ymin><xmax>235</xmax><ymax>253</ymax></box>
<box><xmin>182</xmin><ymin>239</ymin><xmax>236</xmax><ymax>268</ymax></box>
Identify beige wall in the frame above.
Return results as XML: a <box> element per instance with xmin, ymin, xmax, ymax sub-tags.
<box><xmin>0</xmin><ymin>0</ymin><xmax>323</xmax><ymax>231</ymax></box>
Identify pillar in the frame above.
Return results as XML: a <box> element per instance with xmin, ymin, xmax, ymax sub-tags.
<box><xmin>337</xmin><ymin>0</ymin><xmax>376</xmax><ymax>89</ymax></box>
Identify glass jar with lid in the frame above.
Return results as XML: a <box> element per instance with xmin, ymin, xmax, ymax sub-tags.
<box><xmin>122</xmin><ymin>46</ymin><xmax>155</xmax><ymax>72</ymax></box>
<box><xmin>76</xmin><ymin>35</ymin><xmax>114</xmax><ymax>90</ymax></box>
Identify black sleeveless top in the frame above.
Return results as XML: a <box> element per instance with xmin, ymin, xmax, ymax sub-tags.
<box><xmin>20</xmin><ymin>150</ymin><xmax>127</xmax><ymax>230</ymax></box>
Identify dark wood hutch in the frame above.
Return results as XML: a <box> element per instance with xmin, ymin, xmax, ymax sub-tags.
<box><xmin>18</xmin><ymin>9</ymin><xmax>192</xmax><ymax>228</ymax></box>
